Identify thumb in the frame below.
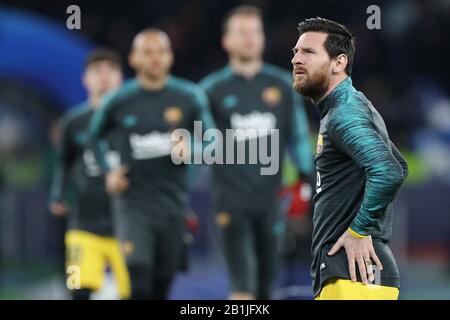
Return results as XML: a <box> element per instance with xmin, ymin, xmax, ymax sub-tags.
<box><xmin>327</xmin><ymin>241</ymin><xmax>342</xmax><ymax>256</ymax></box>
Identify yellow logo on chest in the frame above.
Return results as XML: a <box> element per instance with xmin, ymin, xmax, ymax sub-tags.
<box><xmin>262</xmin><ymin>87</ymin><xmax>282</xmax><ymax>107</ymax></box>
<box><xmin>317</xmin><ymin>134</ymin><xmax>324</xmax><ymax>154</ymax></box>
<box><xmin>164</xmin><ymin>106</ymin><xmax>183</xmax><ymax>126</ymax></box>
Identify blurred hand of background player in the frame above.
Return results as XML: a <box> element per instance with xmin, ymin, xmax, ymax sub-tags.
<box><xmin>49</xmin><ymin>202</ymin><xmax>69</xmax><ymax>217</ymax></box>
<box><xmin>278</xmin><ymin>176</ymin><xmax>312</xmax><ymax>220</ymax></box>
<box><xmin>327</xmin><ymin>231</ymin><xmax>383</xmax><ymax>284</ymax></box>
<box><xmin>279</xmin><ymin>178</ymin><xmax>312</xmax><ymax>219</ymax></box>
<box><xmin>106</xmin><ymin>165</ymin><xmax>130</xmax><ymax>196</ymax></box>
<box><xmin>185</xmin><ymin>209</ymin><xmax>199</xmax><ymax>235</ymax></box>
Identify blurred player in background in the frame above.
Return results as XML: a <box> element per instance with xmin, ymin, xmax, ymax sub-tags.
<box><xmin>49</xmin><ymin>48</ymin><xmax>130</xmax><ymax>300</ymax></box>
<box><xmin>200</xmin><ymin>6</ymin><xmax>314</xmax><ymax>300</ymax></box>
<box><xmin>291</xmin><ymin>17</ymin><xmax>408</xmax><ymax>300</ymax></box>
<box><xmin>89</xmin><ymin>29</ymin><xmax>215</xmax><ymax>300</ymax></box>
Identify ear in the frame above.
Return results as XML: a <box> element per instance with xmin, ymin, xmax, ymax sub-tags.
<box><xmin>81</xmin><ymin>71</ymin><xmax>88</xmax><ymax>89</ymax></box>
<box><xmin>167</xmin><ymin>51</ymin><xmax>174</xmax><ymax>69</ymax></box>
<box><xmin>222</xmin><ymin>34</ymin><xmax>230</xmax><ymax>53</ymax></box>
<box><xmin>332</xmin><ymin>54</ymin><xmax>348</xmax><ymax>74</ymax></box>
<box><xmin>128</xmin><ymin>51</ymin><xmax>136</xmax><ymax>69</ymax></box>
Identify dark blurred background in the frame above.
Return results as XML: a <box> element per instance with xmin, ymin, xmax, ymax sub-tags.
<box><xmin>1</xmin><ymin>0</ymin><xmax>450</xmax><ymax>299</ymax></box>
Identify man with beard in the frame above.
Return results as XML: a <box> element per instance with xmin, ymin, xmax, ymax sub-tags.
<box><xmin>200</xmin><ymin>6</ymin><xmax>314</xmax><ymax>300</ymax></box>
<box><xmin>291</xmin><ymin>17</ymin><xmax>408</xmax><ymax>300</ymax></box>
<box><xmin>89</xmin><ymin>29</ymin><xmax>214</xmax><ymax>299</ymax></box>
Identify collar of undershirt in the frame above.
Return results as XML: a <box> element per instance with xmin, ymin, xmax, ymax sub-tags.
<box><xmin>317</xmin><ymin>76</ymin><xmax>352</xmax><ymax>119</ymax></box>
<box><xmin>137</xmin><ymin>76</ymin><xmax>171</xmax><ymax>95</ymax></box>
<box><xmin>227</xmin><ymin>64</ymin><xmax>264</xmax><ymax>81</ymax></box>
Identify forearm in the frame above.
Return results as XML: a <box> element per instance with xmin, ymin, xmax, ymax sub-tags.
<box><xmin>329</xmin><ymin>106</ymin><xmax>406</xmax><ymax>236</ymax></box>
<box><xmin>49</xmin><ymin>166</ymin><xmax>65</xmax><ymax>203</ymax></box>
<box><xmin>352</xmin><ymin>145</ymin><xmax>407</xmax><ymax>235</ymax></box>
<box><xmin>89</xmin><ymin>107</ymin><xmax>111</xmax><ymax>173</ymax></box>
<box><xmin>49</xmin><ymin>124</ymin><xmax>73</xmax><ymax>203</ymax></box>
<box><xmin>92</xmin><ymin>137</ymin><xmax>111</xmax><ymax>172</ymax></box>
<box><xmin>348</xmin><ymin>144</ymin><xmax>405</xmax><ymax>236</ymax></box>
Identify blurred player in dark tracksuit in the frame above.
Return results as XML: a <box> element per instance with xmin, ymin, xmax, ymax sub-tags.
<box><xmin>89</xmin><ymin>29</ymin><xmax>215</xmax><ymax>300</ymax></box>
<box><xmin>291</xmin><ymin>18</ymin><xmax>408</xmax><ymax>300</ymax></box>
<box><xmin>49</xmin><ymin>49</ymin><xmax>130</xmax><ymax>300</ymax></box>
<box><xmin>200</xmin><ymin>6</ymin><xmax>314</xmax><ymax>300</ymax></box>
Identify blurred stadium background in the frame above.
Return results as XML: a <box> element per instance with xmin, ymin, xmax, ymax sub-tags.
<box><xmin>0</xmin><ymin>0</ymin><xmax>450</xmax><ymax>300</ymax></box>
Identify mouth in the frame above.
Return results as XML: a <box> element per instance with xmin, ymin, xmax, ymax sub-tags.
<box><xmin>293</xmin><ymin>69</ymin><xmax>307</xmax><ymax>76</ymax></box>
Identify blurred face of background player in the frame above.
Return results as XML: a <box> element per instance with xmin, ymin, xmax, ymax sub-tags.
<box><xmin>222</xmin><ymin>13</ymin><xmax>265</xmax><ymax>63</ymax></box>
<box><xmin>82</xmin><ymin>60</ymin><xmax>123</xmax><ymax>108</ymax></box>
<box><xmin>106</xmin><ymin>31</ymin><xmax>175</xmax><ymax>196</ymax></box>
<box><xmin>220</xmin><ymin>8</ymin><xmax>266</xmax><ymax>302</ymax></box>
<box><xmin>129</xmin><ymin>31</ymin><xmax>174</xmax><ymax>83</ymax></box>
<box><xmin>291</xmin><ymin>32</ymin><xmax>348</xmax><ymax>103</ymax></box>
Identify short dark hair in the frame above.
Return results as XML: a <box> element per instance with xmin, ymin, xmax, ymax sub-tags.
<box><xmin>222</xmin><ymin>5</ymin><xmax>263</xmax><ymax>33</ymax></box>
<box><xmin>132</xmin><ymin>28</ymin><xmax>170</xmax><ymax>50</ymax></box>
<box><xmin>297</xmin><ymin>17</ymin><xmax>355</xmax><ymax>75</ymax></box>
<box><xmin>85</xmin><ymin>48</ymin><xmax>122</xmax><ymax>70</ymax></box>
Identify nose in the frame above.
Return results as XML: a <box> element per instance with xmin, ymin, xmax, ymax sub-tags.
<box><xmin>291</xmin><ymin>51</ymin><xmax>302</xmax><ymax>66</ymax></box>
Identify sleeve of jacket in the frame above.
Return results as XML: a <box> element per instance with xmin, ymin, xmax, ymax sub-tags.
<box><xmin>88</xmin><ymin>93</ymin><xmax>117</xmax><ymax>173</ymax></box>
<box><xmin>49</xmin><ymin>117</ymin><xmax>76</xmax><ymax>203</ymax></box>
<box><xmin>328</xmin><ymin>104</ymin><xmax>406</xmax><ymax>236</ymax></box>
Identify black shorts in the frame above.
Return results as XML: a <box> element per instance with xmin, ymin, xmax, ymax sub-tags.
<box><xmin>112</xmin><ymin>197</ymin><xmax>187</xmax><ymax>276</ymax></box>
<box><xmin>313</xmin><ymin>239</ymin><xmax>400</xmax><ymax>297</ymax></box>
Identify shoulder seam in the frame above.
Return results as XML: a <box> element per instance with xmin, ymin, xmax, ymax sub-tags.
<box><xmin>168</xmin><ymin>76</ymin><xmax>205</xmax><ymax>99</ymax></box>
<box><xmin>262</xmin><ymin>64</ymin><xmax>292</xmax><ymax>86</ymax></box>
<box><xmin>62</xmin><ymin>103</ymin><xmax>89</xmax><ymax>126</ymax></box>
<box><xmin>199</xmin><ymin>67</ymin><xmax>231</xmax><ymax>91</ymax></box>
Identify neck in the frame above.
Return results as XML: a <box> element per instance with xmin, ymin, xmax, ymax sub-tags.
<box><xmin>313</xmin><ymin>73</ymin><xmax>349</xmax><ymax>105</ymax></box>
<box><xmin>88</xmin><ymin>95</ymin><xmax>102</xmax><ymax>109</ymax></box>
<box><xmin>229</xmin><ymin>57</ymin><xmax>263</xmax><ymax>79</ymax></box>
<box><xmin>137</xmin><ymin>73</ymin><xmax>168</xmax><ymax>91</ymax></box>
